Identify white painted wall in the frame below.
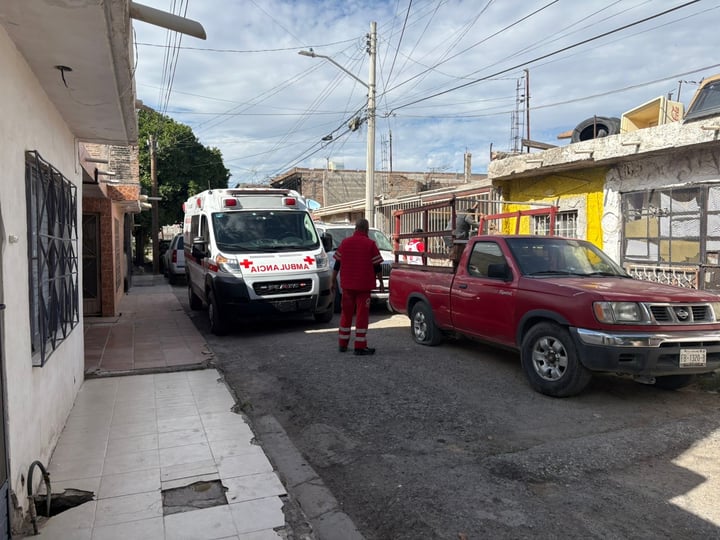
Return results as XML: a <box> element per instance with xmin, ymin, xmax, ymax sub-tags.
<box><xmin>0</xmin><ymin>27</ymin><xmax>84</xmax><ymax>521</ymax></box>
<box><xmin>604</xmin><ymin>146</ymin><xmax>720</xmax><ymax>261</ymax></box>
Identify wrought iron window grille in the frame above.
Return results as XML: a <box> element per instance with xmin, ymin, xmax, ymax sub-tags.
<box><xmin>25</xmin><ymin>151</ymin><xmax>79</xmax><ymax>367</ymax></box>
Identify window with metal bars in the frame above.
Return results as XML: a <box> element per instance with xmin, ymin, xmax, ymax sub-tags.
<box><xmin>25</xmin><ymin>151</ymin><xmax>79</xmax><ymax>366</ymax></box>
<box><xmin>532</xmin><ymin>210</ymin><xmax>578</xmax><ymax>237</ymax></box>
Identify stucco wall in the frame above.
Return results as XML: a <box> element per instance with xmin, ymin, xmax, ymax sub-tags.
<box><xmin>604</xmin><ymin>146</ymin><xmax>720</xmax><ymax>262</ymax></box>
<box><xmin>498</xmin><ymin>168</ymin><xmax>606</xmax><ymax>248</ymax></box>
<box><xmin>0</xmin><ymin>28</ymin><xmax>84</xmax><ymax>523</ymax></box>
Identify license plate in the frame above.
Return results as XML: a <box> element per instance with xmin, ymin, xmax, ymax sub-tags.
<box><xmin>273</xmin><ymin>300</ymin><xmax>297</xmax><ymax>312</ymax></box>
<box><xmin>679</xmin><ymin>349</ymin><xmax>706</xmax><ymax>367</ymax></box>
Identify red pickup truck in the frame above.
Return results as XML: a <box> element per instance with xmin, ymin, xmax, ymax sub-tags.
<box><xmin>389</xmin><ymin>234</ymin><xmax>720</xmax><ymax>397</ymax></box>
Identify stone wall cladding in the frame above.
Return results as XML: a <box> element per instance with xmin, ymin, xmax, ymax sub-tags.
<box><xmin>488</xmin><ymin>121</ymin><xmax>720</xmax><ymax>180</ymax></box>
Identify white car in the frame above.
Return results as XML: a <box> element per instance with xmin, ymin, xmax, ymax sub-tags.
<box><xmin>315</xmin><ymin>223</ymin><xmax>394</xmax><ymax>313</ymax></box>
<box><xmin>162</xmin><ymin>234</ymin><xmax>185</xmax><ymax>284</ymax></box>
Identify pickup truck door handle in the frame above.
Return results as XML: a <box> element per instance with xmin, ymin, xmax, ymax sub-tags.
<box><xmin>458</xmin><ymin>283</ymin><xmax>468</xmax><ymax>289</ymax></box>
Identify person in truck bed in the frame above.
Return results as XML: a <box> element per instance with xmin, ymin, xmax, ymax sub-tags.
<box><xmin>444</xmin><ymin>201</ymin><xmax>481</xmax><ymax>265</ymax></box>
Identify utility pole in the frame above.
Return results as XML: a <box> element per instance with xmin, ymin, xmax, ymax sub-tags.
<box><xmin>524</xmin><ymin>69</ymin><xmax>530</xmax><ymax>153</ymax></box>
<box><xmin>365</xmin><ymin>21</ymin><xmax>377</xmax><ymax>227</ymax></box>
<box><xmin>149</xmin><ymin>134</ymin><xmax>160</xmax><ymax>274</ymax></box>
<box><xmin>389</xmin><ymin>129</ymin><xmax>393</xmax><ymax>173</ymax></box>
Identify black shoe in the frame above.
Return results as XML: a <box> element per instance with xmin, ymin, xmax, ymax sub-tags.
<box><xmin>338</xmin><ymin>346</ymin><xmax>347</xmax><ymax>352</ymax></box>
<box><xmin>354</xmin><ymin>347</ymin><xmax>375</xmax><ymax>356</ymax></box>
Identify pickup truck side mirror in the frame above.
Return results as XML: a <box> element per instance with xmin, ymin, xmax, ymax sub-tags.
<box><xmin>321</xmin><ymin>233</ymin><xmax>333</xmax><ymax>252</ymax></box>
<box><xmin>487</xmin><ymin>262</ymin><xmax>512</xmax><ymax>281</ymax></box>
<box><xmin>191</xmin><ymin>237</ymin><xmax>208</xmax><ymax>260</ymax></box>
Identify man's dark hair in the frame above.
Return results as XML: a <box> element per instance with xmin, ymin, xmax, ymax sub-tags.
<box><xmin>356</xmin><ymin>218</ymin><xmax>370</xmax><ymax>232</ymax></box>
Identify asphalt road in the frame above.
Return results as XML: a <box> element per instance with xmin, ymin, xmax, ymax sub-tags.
<box><xmin>174</xmin><ymin>287</ymin><xmax>720</xmax><ymax>540</ymax></box>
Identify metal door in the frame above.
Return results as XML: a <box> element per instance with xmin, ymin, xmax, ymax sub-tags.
<box><xmin>82</xmin><ymin>214</ymin><xmax>101</xmax><ymax>315</ymax></box>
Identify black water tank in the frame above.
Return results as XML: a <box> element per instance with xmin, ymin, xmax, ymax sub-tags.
<box><xmin>571</xmin><ymin>116</ymin><xmax>620</xmax><ymax>143</ymax></box>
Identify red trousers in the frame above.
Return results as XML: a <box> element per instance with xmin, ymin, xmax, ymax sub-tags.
<box><xmin>338</xmin><ymin>289</ymin><xmax>371</xmax><ymax>350</ymax></box>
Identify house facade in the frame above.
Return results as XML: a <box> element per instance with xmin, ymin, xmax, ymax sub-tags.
<box><xmin>80</xmin><ymin>143</ymin><xmax>141</xmax><ymax>317</ymax></box>
<box><xmin>0</xmin><ymin>0</ymin><xmax>137</xmax><ymax>534</ymax></box>
<box><xmin>488</xmin><ymin>116</ymin><xmax>720</xmax><ymax>291</ymax></box>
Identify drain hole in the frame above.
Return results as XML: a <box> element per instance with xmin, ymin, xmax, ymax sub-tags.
<box><xmin>34</xmin><ymin>489</ymin><xmax>94</xmax><ymax>517</ymax></box>
<box><xmin>162</xmin><ymin>480</ymin><xmax>227</xmax><ymax>515</ymax></box>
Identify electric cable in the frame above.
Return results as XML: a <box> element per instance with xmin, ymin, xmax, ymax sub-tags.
<box><xmin>387</xmin><ymin>0</ymin><xmax>701</xmax><ymax>114</ymax></box>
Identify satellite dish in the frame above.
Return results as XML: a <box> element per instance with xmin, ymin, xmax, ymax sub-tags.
<box><xmin>307</xmin><ymin>199</ymin><xmax>321</xmax><ymax>211</ymax></box>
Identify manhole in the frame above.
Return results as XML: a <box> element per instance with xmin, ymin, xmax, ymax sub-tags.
<box><xmin>162</xmin><ymin>480</ymin><xmax>227</xmax><ymax>515</ymax></box>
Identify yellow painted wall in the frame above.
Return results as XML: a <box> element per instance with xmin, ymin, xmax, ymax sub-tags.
<box><xmin>497</xmin><ymin>168</ymin><xmax>606</xmax><ymax>249</ymax></box>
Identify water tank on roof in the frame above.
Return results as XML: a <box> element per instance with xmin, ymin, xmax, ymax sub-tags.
<box><xmin>621</xmin><ymin>96</ymin><xmax>683</xmax><ymax>132</ymax></box>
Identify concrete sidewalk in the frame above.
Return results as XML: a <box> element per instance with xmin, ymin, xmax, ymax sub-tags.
<box><xmin>84</xmin><ymin>274</ymin><xmax>211</xmax><ymax>375</ymax></box>
<box><xmin>29</xmin><ymin>274</ymin><xmax>292</xmax><ymax>539</ymax></box>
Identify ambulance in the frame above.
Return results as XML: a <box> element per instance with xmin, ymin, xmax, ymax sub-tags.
<box><xmin>183</xmin><ymin>188</ymin><xmax>334</xmax><ymax>334</ymax></box>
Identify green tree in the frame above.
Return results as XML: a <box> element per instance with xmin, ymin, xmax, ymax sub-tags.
<box><xmin>137</xmin><ymin>109</ymin><xmax>230</xmax><ymax>233</ymax></box>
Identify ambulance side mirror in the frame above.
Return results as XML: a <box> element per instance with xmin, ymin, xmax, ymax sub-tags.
<box><xmin>321</xmin><ymin>233</ymin><xmax>333</xmax><ymax>252</ymax></box>
<box><xmin>191</xmin><ymin>237</ymin><xmax>207</xmax><ymax>260</ymax></box>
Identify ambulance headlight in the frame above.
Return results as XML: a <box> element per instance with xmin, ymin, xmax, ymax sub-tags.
<box><xmin>216</xmin><ymin>254</ymin><xmax>240</xmax><ymax>273</ymax></box>
<box><xmin>315</xmin><ymin>252</ymin><xmax>328</xmax><ymax>270</ymax></box>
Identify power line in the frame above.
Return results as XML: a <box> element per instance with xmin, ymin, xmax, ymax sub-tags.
<box><xmin>383</xmin><ymin>0</ymin><xmax>495</xmax><ymax>98</ymax></box>
<box><xmin>381</xmin><ymin>0</ymin><xmax>559</xmax><ymax>101</ymax></box>
<box><xmin>135</xmin><ymin>38</ymin><xmax>358</xmax><ymax>53</ymax></box>
<box><xmin>384</xmin><ymin>0</ymin><xmax>413</xmax><ymax>91</ymax></box>
<box><xmin>388</xmin><ymin>0</ymin><xmax>701</xmax><ymax>114</ymax></box>
<box><xmin>394</xmin><ymin>62</ymin><xmax>720</xmax><ymax>120</ymax></box>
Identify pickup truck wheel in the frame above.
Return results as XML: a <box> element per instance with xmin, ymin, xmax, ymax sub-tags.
<box><xmin>188</xmin><ymin>282</ymin><xmax>203</xmax><ymax>311</ymax></box>
<box><xmin>410</xmin><ymin>302</ymin><xmax>442</xmax><ymax>346</ymax></box>
<box><xmin>521</xmin><ymin>323</ymin><xmax>591</xmax><ymax>397</ymax></box>
<box><xmin>208</xmin><ymin>290</ymin><xmax>228</xmax><ymax>336</ymax></box>
<box><xmin>333</xmin><ymin>291</ymin><xmax>342</xmax><ymax>314</ymax></box>
<box><xmin>653</xmin><ymin>374</ymin><xmax>695</xmax><ymax>390</ymax></box>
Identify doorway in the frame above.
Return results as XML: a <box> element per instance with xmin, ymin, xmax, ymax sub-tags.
<box><xmin>82</xmin><ymin>214</ymin><xmax>101</xmax><ymax>315</ymax></box>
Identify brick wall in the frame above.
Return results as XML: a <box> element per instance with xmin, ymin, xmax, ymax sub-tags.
<box><xmin>80</xmin><ymin>142</ymin><xmax>140</xmax><ymax>316</ymax></box>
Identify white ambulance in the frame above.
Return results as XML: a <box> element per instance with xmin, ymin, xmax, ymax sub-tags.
<box><xmin>183</xmin><ymin>188</ymin><xmax>334</xmax><ymax>334</ymax></box>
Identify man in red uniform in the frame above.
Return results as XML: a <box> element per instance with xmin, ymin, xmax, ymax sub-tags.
<box><xmin>331</xmin><ymin>218</ymin><xmax>384</xmax><ymax>356</ymax></box>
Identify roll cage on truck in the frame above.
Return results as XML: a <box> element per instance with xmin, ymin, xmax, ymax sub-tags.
<box><xmin>183</xmin><ymin>188</ymin><xmax>334</xmax><ymax>335</ymax></box>
<box><xmin>388</xmin><ymin>198</ymin><xmax>720</xmax><ymax>397</ymax></box>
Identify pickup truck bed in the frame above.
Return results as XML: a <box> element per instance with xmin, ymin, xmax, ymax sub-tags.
<box><xmin>390</xmin><ymin>234</ymin><xmax>720</xmax><ymax>397</ymax></box>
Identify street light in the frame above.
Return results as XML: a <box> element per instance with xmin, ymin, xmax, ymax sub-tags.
<box><xmin>298</xmin><ymin>21</ymin><xmax>377</xmax><ymax>226</ymax></box>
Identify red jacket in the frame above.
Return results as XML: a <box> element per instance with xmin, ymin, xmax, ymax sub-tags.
<box><xmin>334</xmin><ymin>231</ymin><xmax>383</xmax><ymax>291</ymax></box>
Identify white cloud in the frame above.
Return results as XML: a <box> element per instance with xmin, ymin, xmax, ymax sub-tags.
<box><xmin>132</xmin><ymin>0</ymin><xmax>720</xmax><ymax>185</ymax></box>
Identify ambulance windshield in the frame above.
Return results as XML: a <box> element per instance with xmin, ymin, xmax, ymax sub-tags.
<box><xmin>212</xmin><ymin>210</ymin><xmax>320</xmax><ymax>252</ymax></box>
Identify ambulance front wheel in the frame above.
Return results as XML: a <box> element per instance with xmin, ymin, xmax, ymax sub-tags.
<box><xmin>208</xmin><ymin>290</ymin><xmax>229</xmax><ymax>335</ymax></box>
<box><xmin>314</xmin><ymin>309</ymin><xmax>333</xmax><ymax>323</ymax></box>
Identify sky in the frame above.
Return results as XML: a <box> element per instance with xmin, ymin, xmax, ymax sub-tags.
<box><xmin>131</xmin><ymin>0</ymin><xmax>720</xmax><ymax>187</ymax></box>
